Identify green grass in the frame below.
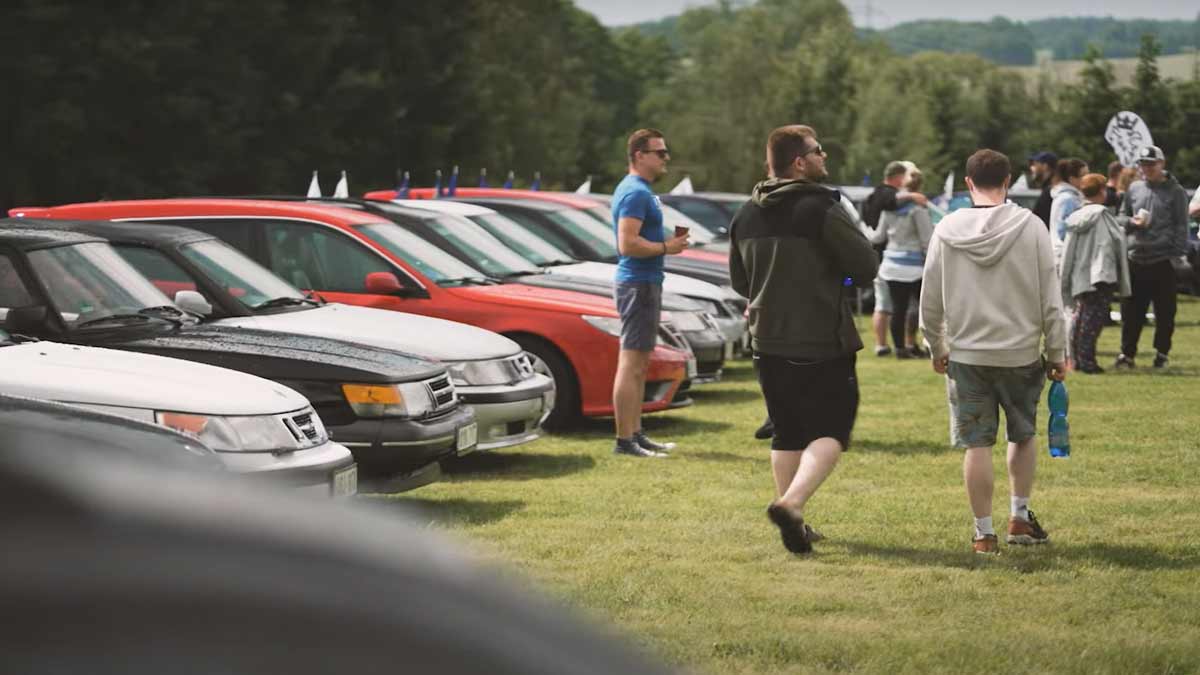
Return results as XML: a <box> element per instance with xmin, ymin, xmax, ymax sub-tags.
<box><xmin>380</xmin><ymin>297</ymin><xmax>1200</xmax><ymax>674</ymax></box>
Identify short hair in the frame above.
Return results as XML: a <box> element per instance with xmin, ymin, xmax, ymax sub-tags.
<box><xmin>627</xmin><ymin>128</ymin><xmax>665</xmax><ymax>163</ymax></box>
<box><xmin>884</xmin><ymin>161</ymin><xmax>908</xmax><ymax>179</ymax></box>
<box><xmin>965</xmin><ymin>149</ymin><xmax>1011</xmax><ymax>190</ymax></box>
<box><xmin>1056</xmin><ymin>158</ymin><xmax>1088</xmax><ymax>183</ymax></box>
<box><xmin>766</xmin><ymin>125</ymin><xmax>816</xmax><ymax>177</ymax></box>
<box><xmin>1079</xmin><ymin>173</ymin><xmax>1108</xmax><ymax>198</ymax></box>
<box><xmin>1107</xmin><ymin>161</ymin><xmax>1123</xmax><ymax>178</ymax></box>
<box><xmin>905</xmin><ymin>169</ymin><xmax>924</xmax><ymax>192</ymax></box>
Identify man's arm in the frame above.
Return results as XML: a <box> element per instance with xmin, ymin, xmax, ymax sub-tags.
<box><xmin>823</xmin><ymin>205</ymin><xmax>878</xmax><ymax>287</ymax></box>
<box><xmin>897</xmin><ymin>190</ymin><xmax>929</xmax><ymax>207</ymax></box>
<box><xmin>915</xmin><ymin>206</ymin><xmax>934</xmax><ymax>252</ymax></box>
<box><xmin>728</xmin><ymin>226</ymin><xmax>749</xmax><ymax>299</ymax></box>
<box><xmin>1116</xmin><ymin>188</ymin><xmax>1135</xmax><ymax>231</ymax></box>
<box><xmin>1036</xmin><ymin>221</ymin><xmax>1067</xmax><ymax>372</ymax></box>
<box><xmin>919</xmin><ymin>234</ymin><xmax>948</xmax><ymax>367</ymax></box>
<box><xmin>617</xmin><ymin>217</ymin><xmax>686</xmax><ymax>257</ymax></box>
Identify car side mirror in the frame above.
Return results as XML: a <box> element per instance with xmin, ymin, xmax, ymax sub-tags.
<box><xmin>364</xmin><ymin>272</ymin><xmax>405</xmax><ymax>295</ymax></box>
<box><xmin>5</xmin><ymin>305</ymin><xmax>48</xmax><ymax>334</ymax></box>
<box><xmin>175</xmin><ymin>290</ymin><xmax>212</xmax><ymax>316</ymax></box>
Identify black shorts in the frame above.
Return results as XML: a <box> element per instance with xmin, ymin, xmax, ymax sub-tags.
<box><xmin>755</xmin><ymin>353</ymin><xmax>858</xmax><ymax>451</ymax></box>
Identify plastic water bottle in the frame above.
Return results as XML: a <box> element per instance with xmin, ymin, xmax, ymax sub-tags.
<box><xmin>1048</xmin><ymin>380</ymin><xmax>1070</xmax><ymax>458</ymax></box>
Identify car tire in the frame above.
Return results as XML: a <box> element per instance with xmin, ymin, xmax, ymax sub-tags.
<box><xmin>509</xmin><ymin>334</ymin><xmax>578</xmax><ymax>431</ymax></box>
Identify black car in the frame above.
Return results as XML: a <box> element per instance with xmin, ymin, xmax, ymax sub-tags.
<box><xmin>458</xmin><ymin>197</ymin><xmax>732</xmax><ymax>288</ymax></box>
<box><xmin>0</xmin><ymin>224</ymin><xmax>477</xmax><ymax>490</ymax></box>
<box><xmin>0</xmin><ymin>393</ymin><xmax>223</xmax><ymax>473</ymax></box>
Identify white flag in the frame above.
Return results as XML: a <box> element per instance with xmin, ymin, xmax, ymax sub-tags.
<box><xmin>306</xmin><ymin>171</ymin><xmax>321</xmax><ymax>198</ymax></box>
<box><xmin>942</xmin><ymin>171</ymin><xmax>954</xmax><ymax>201</ymax></box>
<box><xmin>1105</xmin><ymin>111</ymin><xmax>1154</xmax><ymax>168</ymax></box>
<box><xmin>669</xmin><ymin>175</ymin><xmax>694</xmax><ymax>195</ymax></box>
<box><xmin>574</xmin><ymin>176</ymin><xmax>592</xmax><ymax>194</ymax></box>
<box><xmin>1012</xmin><ymin>174</ymin><xmax>1029</xmax><ymax>191</ymax></box>
<box><xmin>333</xmin><ymin>170</ymin><xmax>349</xmax><ymax>199</ymax></box>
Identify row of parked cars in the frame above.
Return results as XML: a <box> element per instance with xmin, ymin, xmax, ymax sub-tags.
<box><xmin>3</xmin><ymin>187</ymin><xmax>747</xmax><ymax>497</ymax></box>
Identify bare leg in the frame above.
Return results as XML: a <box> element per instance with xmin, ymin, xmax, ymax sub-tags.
<box><xmin>1007</xmin><ymin>437</ymin><xmax>1036</xmax><ymax>501</ymax></box>
<box><xmin>774</xmin><ymin>438</ymin><xmax>842</xmax><ymax>515</ymax></box>
<box><xmin>905</xmin><ymin>307</ymin><xmax>920</xmax><ymax>349</ymax></box>
<box><xmin>770</xmin><ymin>450</ymin><xmax>802</xmax><ymax>498</ymax></box>
<box><xmin>872</xmin><ymin>311</ymin><xmax>890</xmax><ymax>350</ymax></box>
<box><xmin>613</xmin><ymin>349</ymin><xmax>651</xmax><ymax>439</ymax></box>
<box><xmin>963</xmin><ymin>446</ymin><xmax>994</xmax><ymax>518</ymax></box>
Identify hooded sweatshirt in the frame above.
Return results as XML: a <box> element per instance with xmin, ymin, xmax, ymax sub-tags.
<box><xmin>1049</xmin><ymin>183</ymin><xmax>1083</xmax><ymax>262</ymax></box>
<box><xmin>1061</xmin><ymin>203</ymin><xmax>1132</xmax><ymax>306</ymax></box>
<box><xmin>1117</xmin><ymin>173</ymin><xmax>1190</xmax><ymax>265</ymax></box>
<box><xmin>920</xmin><ymin>202</ymin><xmax>1066</xmax><ymax>367</ymax></box>
<box><xmin>729</xmin><ymin>177</ymin><xmax>878</xmax><ymax>359</ymax></box>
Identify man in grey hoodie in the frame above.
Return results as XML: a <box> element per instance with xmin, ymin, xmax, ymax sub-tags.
<box><xmin>920</xmin><ymin>149</ymin><xmax>1067</xmax><ymax>555</ymax></box>
<box><xmin>1114</xmin><ymin>145</ymin><xmax>1190</xmax><ymax>370</ymax></box>
<box><xmin>729</xmin><ymin>124</ymin><xmax>877</xmax><ymax>555</ymax></box>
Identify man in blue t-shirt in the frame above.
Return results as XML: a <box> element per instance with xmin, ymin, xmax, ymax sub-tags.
<box><xmin>610</xmin><ymin>128</ymin><xmax>690</xmax><ymax>458</ymax></box>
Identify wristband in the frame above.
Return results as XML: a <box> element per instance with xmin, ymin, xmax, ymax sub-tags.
<box><xmin>661</xmin><ymin>241</ymin><xmax>668</xmax><ymax>255</ymax></box>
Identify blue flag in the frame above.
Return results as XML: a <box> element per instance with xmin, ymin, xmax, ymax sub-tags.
<box><xmin>448</xmin><ymin>165</ymin><xmax>459</xmax><ymax>197</ymax></box>
<box><xmin>503</xmin><ymin>170</ymin><xmax>514</xmax><ymax>190</ymax></box>
<box><xmin>861</xmin><ymin>170</ymin><xmax>871</xmax><ymax>187</ymax></box>
<box><xmin>479</xmin><ymin>168</ymin><xmax>488</xmax><ymax>188</ymax></box>
<box><xmin>531</xmin><ymin>171</ymin><xmax>541</xmax><ymax>191</ymax></box>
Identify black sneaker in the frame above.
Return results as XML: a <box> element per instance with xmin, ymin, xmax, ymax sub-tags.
<box><xmin>614</xmin><ymin>440</ymin><xmax>666</xmax><ymax>458</ymax></box>
<box><xmin>906</xmin><ymin>346</ymin><xmax>929</xmax><ymax>358</ymax></box>
<box><xmin>875</xmin><ymin>346</ymin><xmax>892</xmax><ymax>357</ymax></box>
<box><xmin>633</xmin><ymin>431</ymin><xmax>675</xmax><ymax>454</ymax></box>
<box><xmin>1153</xmin><ymin>352</ymin><xmax>1169</xmax><ymax>369</ymax></box>
<box><xmin>766</xmin><ymin>503</ymin><xmax>813</xmax><ymax>554</ymax></box>
<box><xmin>1114</xmin><ymin>354</ymin><xmax>1136</xmax><ymax>370</ymax></box>
<box><xmin>754</xmin><ymin>417</ymin><xmax>774</xmax><ymax>440</ymax></box>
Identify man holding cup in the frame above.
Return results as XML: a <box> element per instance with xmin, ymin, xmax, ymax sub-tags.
<box><xmin>1114</xmin><ymin>145</ymin><xmax>1190</xmax><ymax>370</ymax></box>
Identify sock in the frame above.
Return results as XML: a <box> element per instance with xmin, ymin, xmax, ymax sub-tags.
<box><xmin>974</xmin><ymin>516</ymin><xmax>994</xmax><ymax>538</ymax></box>
<box><xmin>1011</xmin><ymin>497</ymin><xmax>1030</xmax><ymax>522</ymax></box>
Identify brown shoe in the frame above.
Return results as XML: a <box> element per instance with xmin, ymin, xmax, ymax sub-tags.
<box><xmin>766</xmin><ymin>502</ymin><xmax>813</xmax><ymax>554</ymax></box>
<box><xmin>973</xmin><ymin>534</ymin><xmax>999</xmax><ymax>555</ymax></box>
<box><xmin>1007</xmin><ymin>510</ymin><xmax>1049</xmax><ymax>545</ymax></box>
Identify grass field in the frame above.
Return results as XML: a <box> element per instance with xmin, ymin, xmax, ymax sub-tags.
<box><xmin>383</xmin><ymin>297</ymin><xmax>1200</xmax><ymax>674</ymax></box>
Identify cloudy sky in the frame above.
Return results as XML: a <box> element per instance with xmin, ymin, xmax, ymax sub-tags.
<box><xmin>575</xmin><ymin>0</ymin><xmax>1198</xmax><ymax>28</ymax></box>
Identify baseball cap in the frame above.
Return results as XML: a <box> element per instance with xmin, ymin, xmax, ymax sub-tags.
<box><xmin>1136</xmin><ymin>145</ymin><xmax>1165</xmax><ymax>163</ymax></box>
<box><xmin>1029</xmin><ymin>151</ymin><xmax>1058</xmax><ymax>165</ymax></box>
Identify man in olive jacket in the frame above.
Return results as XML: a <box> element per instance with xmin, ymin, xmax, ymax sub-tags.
<box><xmin>729</xmin><ymin>124</ymin><xmax>878</xmax><ymax>555</ymax></box>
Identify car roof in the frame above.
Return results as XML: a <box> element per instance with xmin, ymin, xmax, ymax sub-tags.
<box><xmin>7</xmin><ymin>217</ymin><xmax>216</xmax><ymax>247</ymax></box>
<box><xmin>688</xmin><ymin>192</ymin><xmax>750</xmax><ymax>202</ymax></box>
<box><xmin>0</xmin><ymin>222</ymin><xmax>106</xmax><ymax>250</ymax></box>
<box><xmin>368</xmin><ymin>188</ymin><xmax>605</xmax><ymax>209</ymax></box>
<box><xmin>391</xmin><ymin>199</ymin><xmax>496</xmax><ymax>217</ymax></box>
<box><xmin>10</xmin><ymin>199</ymin><xmax>394</xmax><ymax>228</ymax></box>
<box><xmin>456</xmin><ymin>197</ymin><xmax>564</xmax><ymax>212</ymax></box>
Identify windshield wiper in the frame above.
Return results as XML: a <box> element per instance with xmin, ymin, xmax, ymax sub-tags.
<box><xmin>540</xmin><ymin>260</ymin><xmax>578</xmax><ymax>267</ymax></box>
<box><xmin>137</xmin><ymin>305</ymin><xmax>186</xmax><ymax>327</ymax></box>
<box><xmin>440</xmin><ymin>277</ymin><xmax>495</xmax><ymax>286</ymax></box>
<box><xmin>501</xmin><ymin>270</ymin><xmax>541</xmax><ymax>279</ymax></box>
<box><xmin>252</xmin><ymin>296</ymin><xmax>316</xmax><ymax>310</ymax></box>
<box><xmin>76</xmin><ymin>313</ymin><xmax>155</xmax><ymax>329</ymax></box>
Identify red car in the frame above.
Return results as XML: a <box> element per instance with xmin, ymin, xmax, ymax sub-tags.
<box><xmin>13</xmin><ymin>199</ymin><xmax>692</xmax><ymax>428</ymax></box>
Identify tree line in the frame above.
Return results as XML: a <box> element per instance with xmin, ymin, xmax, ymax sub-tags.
<box><xmin>2</xmin><ymin>0</ymin><xmax>1198</xmax><ymax>214</ymax></box>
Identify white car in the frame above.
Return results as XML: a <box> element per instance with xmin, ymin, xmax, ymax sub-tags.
<box><xmin>0</xmin><ymin>329</ymin><xmax>357</xmax><ymax>497</ymax></box>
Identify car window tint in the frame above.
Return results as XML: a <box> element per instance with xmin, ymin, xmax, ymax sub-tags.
<box><xmin>133</xmin><ymin>219</ymin><xmax>256</xmax><ymax>254</ymax></box>
<box><xmin>262</xmin><ymin>222</ymin><xmax>392</xmax><ymax>292</ymax></box>
<box><xmin>112</xmin><ymin>245</ymin><xmax>201</xmax><ymax>299</ymax></box>
<box><xmin>0</xmin><ymin>252</ymin><xmax>34</xmax><ymax>312</ymax></box>
<box><xmin>492</xmin><ymin>209</ymin><xmax>573</xmax><ymax>252</ymax></box>
<box><xmin>671</xmin><ymin>199</ymin><xmax>730</xmax><ymax>233</ymax></box>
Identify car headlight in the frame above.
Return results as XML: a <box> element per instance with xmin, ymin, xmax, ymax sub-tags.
<box><xmin>341</xmin><ymin>383</ymin><xmax>435</xmax><ymax>418</ymax></box>
<box><xmin>662</xmin><ymin>310</ymin><xmax>708</xmax><ymax>332</ymax></box>
<box><xmin>447</xmin><ymin>355</ymin><xmax>535</xmax><ymax>386</ymax></box>
<box><xmin>585</xmin><ymin>314</ymin><xmax>679</xmax><ymax>348</ymax></box>
<box><xmin>155</xmin><ymin>409</ymin><xmax>326</xmax><ymax>452</ymax></box>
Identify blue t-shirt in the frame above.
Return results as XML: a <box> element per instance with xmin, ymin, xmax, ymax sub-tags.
<box><xmin>611</xmin><ymin>174</ymin><xmax>665</xmax><ymax>284</ymax></box>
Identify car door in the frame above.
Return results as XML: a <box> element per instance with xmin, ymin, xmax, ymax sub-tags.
<box><xmin>0</xmin><ymin>249</ymin><xmax>37</xmax><ymax>325</ymax></box>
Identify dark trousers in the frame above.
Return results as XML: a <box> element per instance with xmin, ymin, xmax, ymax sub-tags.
<box><xmin>1120</xmin><ymin>260</ymin><xmax>1177</xmax><ymax>358</ymax></box>
<box><xmin>1071</xmin><ymin>289</ymin><xmax>1111</xmax><ymax>369</ymax></box>
<box><xmin>886</xmin><ymin>279</ymin><xmax>921</xmax><ymax>350</ymax></box>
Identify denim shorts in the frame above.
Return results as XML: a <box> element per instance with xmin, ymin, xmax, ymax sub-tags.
<box><xmin>614</xmin><ymin>281</ymin><xmax>662</xmax><ymax>351</ymax></box>
<box><xmin>946</xmin><ymin>361</ymin><xmax>1045</xmax><ymax>448</ymax></box>
<box><xmin>873</xmin><ymin>276</ymin><xmax>893</xmax><ymax>314</ymax></box>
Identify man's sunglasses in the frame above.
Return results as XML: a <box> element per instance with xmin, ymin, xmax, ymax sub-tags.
<box><xmin>640</xmin><ymin>148</ymin><xmax>670</xmax><ymax>159</ymax></box>
<box><xmin>798</xmin><ymin>143</ymin><xmax>825</xmax><ymax>158</ymax></box>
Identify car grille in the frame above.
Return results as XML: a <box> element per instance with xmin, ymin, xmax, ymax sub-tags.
<box><xmin>425</xmin><ymin>374</ymin><xmax>458</xmax><ymax>412</ymax></box>
<box><xmin>282</xmin><ymin>407</ymin><xmax>327</xmax><ymax>449</ymax></box>
<box><xmin>658</xmin><ymin>322</ymin><xmax>691</xmax><ymax>353</ymax></box>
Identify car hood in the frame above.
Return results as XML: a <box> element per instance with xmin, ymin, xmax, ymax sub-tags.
<box><xmin>0</xmin><ymin>341</ymin><xmax>307</xmax><ymax>415</ymax></box>
<box><xmin>512</xmin><ymin>273</ymin><xmax>701</xmax><ymax>311</ymax></box>
<box><xmin>446</xmin><ymin>283</ymin><xmax>619</xmax><ymax>317</ymax></box>
<box><xmin>86</xmin><ymin>324</ymin><xmax>445</xmax><ymax>384</ymax></box>
<box><xmin>216</xmin><ymin>304</ymin><xmax>520</xmax><ymax>362</ymax></box>
<box><xmin>548</xmin><ymin>262</ymin><xmax>737</xmax><ymax>301</ymax></box>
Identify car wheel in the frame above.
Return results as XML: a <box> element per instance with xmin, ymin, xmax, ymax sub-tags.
<box><xmin>509</xmin><ymin>334</ymin><xmax>579</xmax><ymax>431</ymax></box>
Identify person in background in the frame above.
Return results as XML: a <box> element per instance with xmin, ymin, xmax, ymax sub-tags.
<box><xmin>1049</xmin><ymin>158</ymin><xmax>1088</xmax><ymax>263</ymax></box>
<box><xmin>1028</xmin><ymin>151</ymin><xmax>1059</xmax><ymax>227</ymax></box>
<box><xmin>1116</xmin><ymin>167</ymin><xmax>1139</xmax><ymax>197</ymax></box>
<box><xmin>863</xmin><ymin>161</ymin><xmax>927</xmax><ymax>356</ymax></box>
<box><xmin>871</xmin><ymin>168</ymin><xmax>933</xmax><ymax>359</ymax></box>
<box><xmin>1060</xmin><ymin>173</ymin><xmax>1131</xmax><ymax>374</ymax></box>
<box><xmin>921</xmin><ymin>149</ymin><xmax>1066</xmax><ymax>555</ymax></box>
<box><xmin>1114</xmin><ymin>145</ymin><xmax>1190</xmax><ymax>370</ymax></box>
<box><xmin>1104</xmin><ymin>160</ymin><xmax>1124</xmax><ymax>210</ymax></box>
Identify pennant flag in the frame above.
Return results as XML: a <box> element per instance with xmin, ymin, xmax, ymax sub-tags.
<box><xmin>942</xmin><ymin>171</ymin><xmax>954</xmax><ymax>201</ymax></box>
<box><xmin>1011</xmin><ymin>174</ymin><xmax>1029</xmax><ymax>191</ymax></box>
<box><xmin>479</xmin><ymin>168</ymin><xmax>488</xmax><ymax>188</ymax></box>
<box><xmin>333</xmin><ymin>170</ymin><xmax>349</xmax><ymax>199</ymax></box>
<box><xmin>503</xmin><ymin>170</ymin><xmax>514</xmax><ymax>189</ymax></box>
<box><xmin>1104</xmin><ymin>111</ymin><xmax>1154</xmax><ymax>167</ymax></box>
<box><xmin>531</xmin><ymin>171</ymin><xmax>541</xmax><ymax>191</ymax></box>
<box><xmin>306</xmin><ymin>171</ymin><xmax>322</xmax><ymax>198</ymax></box>
<box><xmin>861</xmin><ymin>171</ymin><xmax>871</xmax><ymax>187</ymax></box>
<box><xmin>434</xmin><ymin>169</ymin><xmax>443</xmax><ymax>198</ymax></box>
<box><xmin>574</xmin><ymin>175</ymin><xmax>592</xmax><ymax>194</ymax></box>
<box><xmin>448</xmin><ymin>165</ymin><xmax>459</xmax><ymax>197</ymax></box>
<box><xmin>669</xmin><ymin>175</ymin><xmax>694</xmax><ymax>195</ymax></box>
<box><xmin>396</xmin><ymin>170</ymin><xmax>410</xmax><ymax>199</ymax></box>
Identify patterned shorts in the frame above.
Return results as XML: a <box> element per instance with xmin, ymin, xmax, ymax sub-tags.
<box><xmin>946</xmin><ymin>361</ymin><xmax>1045</xmax><ymax>448</ymax></box>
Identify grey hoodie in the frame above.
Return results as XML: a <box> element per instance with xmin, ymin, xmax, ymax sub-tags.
<box><xmin>1061</xmin><ymin>203</ymin><xmax>1132</xmax><ymax>306</ymax></box>
<box><xmin>1117</xmin><ymin>173</ymin><xmax>1189</xmax><ymax>265</ymax></box>
<box><xmin>920</xmin><ymin>202</ymin><xmax>1066</xmax><ymax>367</ymax></box>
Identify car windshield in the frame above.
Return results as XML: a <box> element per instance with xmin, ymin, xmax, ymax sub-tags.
<box><xmin>545</xmin><ymin>208</ymin><xmax>618</xmax><ymax>259</ymax></box>
<box><xmin>27</xmin><ymin>242</ymin><xmax>177</xmax><ymax>329</ymax></box>
<box><xmin>353</xmin><ymin>222</ymin><xmax>489</xmax><ymax>285</ymax></box>
<box><xmin>180</xmin><ymin>239</ymin><xmax>308</xmax><ymax>310</ymax></box>
<box><xmin>661</xmin><ymin>206</ymin><xmax>715</xmax><ymax>244</ymax></box>
<box><xmin>468</xmin><ymin>213</ymin><xmax>576</xmax><ymax>266</ymax></box>
<box><xmin>417</xmin><ymin>214</ymin><xmax>541</xmax><ymax>278</ymax></box>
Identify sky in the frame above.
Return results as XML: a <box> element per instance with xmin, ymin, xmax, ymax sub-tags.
<box><xmin>574</xmin><ymin>0</ymin><xmax>1198</xmax><ymax>29</ymax></box>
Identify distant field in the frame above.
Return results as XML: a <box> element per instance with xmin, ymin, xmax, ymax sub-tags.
<box><xmin>1009</xmin><ymin>52</ymin><xmax>1199</xmax><ymax>90</ymax></box>
<box><xmin>385</xmin><ymin>297</ymin><xmax>1200</xmax><ymax>674</ymax></box>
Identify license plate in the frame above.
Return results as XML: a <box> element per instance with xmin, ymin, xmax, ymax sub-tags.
<box><xmin>332</xmin><ymin>464</ymin><xmax>357</xmax><ymax>498</ymax></box>
<box><xmin>723</xmin><ymin>341</ymin><xmax>734</xmax><ymax>360</ymax></box>
<box><xmin>686</xmin><ymin>359</ymin><xmax>698</xmax><ymax>379</ymax></box>
<box><xmin>457</xmin><ymin>422</ymin><xmax>478</xmax><ymax>452</ymax></box>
